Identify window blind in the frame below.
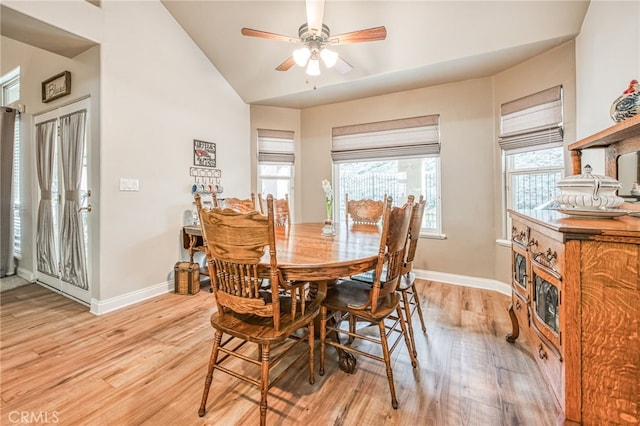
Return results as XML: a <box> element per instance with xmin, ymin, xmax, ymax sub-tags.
<box><xmin>499</xmin><ymin>85</ymin><xmax>563</xmax><ymax>152</ymax></box>
<box><xmin>331</xmin><ymin>115</ymin><xmax>440</xmax><ymax>162</ymax></box>
<box><xmin>257</xmin><ymin>129</ymin><xmax>295</xmax><ymax>164</ymax></box>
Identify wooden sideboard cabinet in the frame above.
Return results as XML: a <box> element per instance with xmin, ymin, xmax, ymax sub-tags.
<box><xmin>507</xmin><ymin>209</ymin><xmax>640</xmax><ymax>425</ymax></box>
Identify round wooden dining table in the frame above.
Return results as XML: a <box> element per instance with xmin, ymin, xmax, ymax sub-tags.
<box><xmin>184</xmin><ymin>222</ymin><xmax>382</xmax><ymax>277</ymax></box>
<box><xmin>266</xmin><ymin>222</ymin><xmax>382</xmax><ymax>282</ymax></box>
<box><xmin>267</xmin><ymin>222</ymin><xmax>382</xmax><ymax>373</ymax></box>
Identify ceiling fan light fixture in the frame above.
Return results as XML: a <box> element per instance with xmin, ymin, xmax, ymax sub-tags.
<box><xmin>320</xmin><ymin>48</ymin><xmax>338</xmax><ymax>68</ymax></box>
<box><xmin>306</xmin><ymin>58</ymin><xmax>321</xmax><ymax>76</ymax></box>
<box><xmin>293</xmin><ymin>47</ymin><xmax>311</xmax><ymax>67</ymax></box>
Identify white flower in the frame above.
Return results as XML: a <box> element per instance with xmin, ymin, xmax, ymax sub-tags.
<box><xmin>322</xmin><ymin>179</ymin><xmax>333</xmax><ymax>201</ymax></box>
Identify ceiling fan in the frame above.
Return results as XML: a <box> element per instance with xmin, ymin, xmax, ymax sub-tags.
<box><xmin>241</xmin><ymin>0</ymin><xmax>387</xmax><ymax>76</ymax></box>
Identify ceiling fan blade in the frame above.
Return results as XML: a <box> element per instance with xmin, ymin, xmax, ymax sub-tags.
<box><xmin>329</xmin><ymin>26</ymin><xmax>387</xmax><ymax>45</ymax></box>
<box><xmin>241</xmin><ymin>28</ymin><xmax>298</xmax><ymax>43</ymax></box>
<box><xmin>334</xmin><ymin>56</ymin><xmax>353</xmax><ymax>75</ymax></box>
<box><xmin>305</xmin><ymin>0</ymin><xmax>325</xmax><ymax>35</ymax></box>
<box><xmin>276</xmin><ymin>57</ymin><xmax>296</xmax><ymax>71</ymax></box>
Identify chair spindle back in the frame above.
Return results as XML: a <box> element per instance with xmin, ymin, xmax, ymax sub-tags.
<box><xmin>351</xmin><ymin>196</ymin><xmax>413</xmax><ymax>315</ymax></box>
<box><xmin>197</xmin><ymin>194</ymin><xmax>290</xmax><ymax>330</ymax></box>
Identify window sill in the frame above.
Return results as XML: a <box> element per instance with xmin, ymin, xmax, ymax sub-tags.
<box><xmin>496</xmin><ymin>238</ymin><xmax>512</xmax><ymax>248</ymax></box>
<box><xmin>420</xmin><ymin>232</ymin><xmax>447</xmax><ymax>240</ymax></box>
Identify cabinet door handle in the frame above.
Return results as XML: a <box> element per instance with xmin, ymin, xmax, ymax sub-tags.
<box><xmin>515</xmin><ymin>300</ymin><xmax>522</xmax><ymax>311</ymax></box>
<box><xmin>538</xmin><ymin>344</ymin><xmax>548</xmax><ymax>360</ymax></box>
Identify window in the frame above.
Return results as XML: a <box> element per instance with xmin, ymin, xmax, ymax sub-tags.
<box><xmin>500</xmin><ymin>86</ymin><xmax>564</xmax><ymax>236</ymax></box>
<box><xmin>332</xmin><ymin>115</ymin><xmax>442</xmax><ymax>235</ymax></box>
<box><xmin>1</xmin><ymin>68</ymin><xmax>21</xmax><ymax>257</ymax></box>
<box><xmin>506</xmin><ymin>147</ymin><xmax>564</xmax><ymax>210</ymax></box>
<box><xmin>257</xmin><ymin>129</ymin><xmax>294</xmax><ymax>208</ymax></box>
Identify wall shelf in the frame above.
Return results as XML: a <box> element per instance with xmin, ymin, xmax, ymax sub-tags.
<box><xmin>569</xmin><ymin>114</ymin><xmax>640</xmax><ymax>151</ymax></box>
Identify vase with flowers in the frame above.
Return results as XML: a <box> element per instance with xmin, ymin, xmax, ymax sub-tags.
<box><xmin>321</xmin><ymin>179</ymin><xmax>335</xmax><ymax>236</ymax></box>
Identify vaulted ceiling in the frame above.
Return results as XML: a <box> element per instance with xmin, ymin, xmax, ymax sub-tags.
<box><xmin>162</xmin><ymin>1</ymin><xmax>590</xmax><ymax>109</ymax></box>
<box><xmin>1</xmin><ymin>1</ymin><xmax>591</xmax><ymax>110</ymax></box>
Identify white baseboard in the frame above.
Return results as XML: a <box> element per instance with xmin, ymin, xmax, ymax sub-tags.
<box><xmin>414</xmin><ymin>269</ymin><xmax>511</xmax><ymax>296</ymax></box>
<box><xmin>21</xmin><ymin>263</ymin><xmax>514</xmax><ymax>315</ymax></box>
<box><xmin>87</xmin><ymin>270</ymin><xmax>509</xmax><ymax>316</ymax></box>
<box><xmin>16</xmin><ymin>267</ymin><xmax>35</xmax><ymax>281</ymax></box>
<box><xmin>90</xmin><ymin>281</ymin><xmax>173</xmax><ymax>316</ymax></box>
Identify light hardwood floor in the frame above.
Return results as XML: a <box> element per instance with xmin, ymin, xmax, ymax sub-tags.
<box><xmin>1</xmin><ymin>280</ymin><xmax>561</xmax><ymax>425</ymax></box>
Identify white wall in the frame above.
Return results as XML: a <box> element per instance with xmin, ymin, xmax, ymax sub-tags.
<box><xmin>98</xmin><ymin>1</ymin><xmax>249</xmax><ymax>300</ymax></box>
<box><xmin>492</xmin><ymin>41</ymin><xmax>576</xmax><ymax>284</ymax></box>
<box><xmin>576</xmin><ymin>0</ymin><xmax>640</xmax><ymax>174</ymax></box>
<box><xmin>252</xmin><ymin>42</ymin><xmax>577</xmax><ymax>284</ymax></box>
<box><xmin>2</xmin><ymin>1</ymin><xmax>251</xmax><ymax>304</ymax></box>
<box><xmin>297</xmin><ymin>78</ymin><xmax>497</xmax><ymax>279</ymax></box>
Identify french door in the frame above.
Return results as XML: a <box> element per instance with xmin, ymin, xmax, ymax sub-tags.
<box><xmin>33</xmin><ymin>98</ymin><xmax>92</xmax><ymax>304</ymax></box>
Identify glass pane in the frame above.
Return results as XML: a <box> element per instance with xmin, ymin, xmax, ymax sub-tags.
<box><xmin>534</xmin><ymin>274</ymin><xmax>559</xmax><ymax>333</ymax></box>
<box><xmin>336</xmin><ymin>157</ymin><xmax>439</xmax><ymax>232</ymax></box>
<box><xmin>260</xmin><ymin>178</ymin><xmax>290</xmax><ymax>200</ymax></box>
<box><xmin>510</xmin><ymin>147</ymin><xmax>564</xmax><ymax>170</ymax></box>
<box><xmin>259</xmin><ymin>163</ymin><xmax>291</xmax><ymax>177</ymax></box>
<box><xmin>511</xmin><ymin>171</ymin><xmax>562</xmax><ymax>210</ymax></box>
<box><xmin>79</xmin><ymin>145</ymin><xmax>89</xmax><ymax>264</ymax></box>
<box><xmin>3</xmin><ymin>79</ymin><xmax>19</xmax><ymax>104</ymax></box>
<box><xmin>514</xmin><ymin>252</ymin><xmax>527</xmax><ymax>288</ymax></box>
<box><xmin>12</xmin><ymin>115</ymin><xmax>20</xmax><ymax>255</ymax></box>
<box><xmin>51</xmin><ymin>146</ymin><xmax>60</xmax><ymax>266</ymax></box>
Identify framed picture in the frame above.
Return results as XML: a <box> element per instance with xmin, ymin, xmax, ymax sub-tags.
<box><xmin>41</xmin><ymin>71</ymin><xmax>71</xmax><ymax>103</ymax></box>
<box><xmin>193</xmin><ymin>140</ymin><xmax>216</xmax><ymax>167</ymax></box>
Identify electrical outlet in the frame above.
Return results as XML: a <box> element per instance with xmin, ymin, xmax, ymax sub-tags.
<box><xmin>119</xmin><ymin>178</ymin><xmax>139</xmax><ymax>191</ymax></box>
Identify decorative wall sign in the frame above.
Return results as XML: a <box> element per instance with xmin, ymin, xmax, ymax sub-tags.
<box><xmin>193</xmin><ymin>140</ymin><xmax>216</xmax><ymax>167</ymax></box>
<box><xmin>41</xmin><ymin>71</ymin><xmax>71</xmax><ymax>103</ymax></box>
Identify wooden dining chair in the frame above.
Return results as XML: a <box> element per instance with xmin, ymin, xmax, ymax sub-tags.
<box><xmin>259</xmin><ymin>194</ymin><xmax>291</xmax><ymax>226</ymax></box>
<box><xmin>213</xmin><ymin>193</ymin><xmax>258</xmax><ymax>212</ymax></box>
<box><xmin>398</xmin><ymin>195</ymin><xmax>428</xmax><ymax>355</ymax></box>
<box><xmin>195</xmin><ymin>194</ymin><xmax>324</xmax><ymax>426</ymax></box>
<box><xmin>345</xmin><ymin>193</ymin><xmax>385</xmax><ymax>225</ymax></box>
<box><xmin>348</xmin><ymin>195</ymin><xmax>427</xmax><ymax>357</ymax></box>
<box><xmin>319</xmin><ymin>196</ymin><xmax>417</xmax><ymax>409</ymax></box>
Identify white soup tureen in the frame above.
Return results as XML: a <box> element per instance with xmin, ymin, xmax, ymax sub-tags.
<box><xmin>554</xmin><ymin>165</ymin><xmax>624</xmax><ymax>209</ymax></box>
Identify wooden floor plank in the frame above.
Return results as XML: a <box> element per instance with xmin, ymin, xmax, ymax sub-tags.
<box><xmin>1</xmin><ymin>281</ymin><xmax>560</xmax><ymax>425</ymax></box>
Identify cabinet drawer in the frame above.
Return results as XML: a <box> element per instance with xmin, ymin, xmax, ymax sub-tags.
<box><xmin>528</xmin><ymin>228</ymin><xmax>564</xmax><ymax>278</ymax></box>
<box><xmin>511</xmin><ymin>218</ymin><xmax>529</xmax><ymax>249</ymax></box>
<box><xmin>531</xmin><ymin>332</ymin><xmax>564</xmax><ymax>411</ymax></box>
<box><xmin>512</xmin><ymin>290</ymin><xmax>529</xmax><ymax>332</ymax></box>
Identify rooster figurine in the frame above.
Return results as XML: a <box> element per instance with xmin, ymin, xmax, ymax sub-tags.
<box><xmin>610</xmin><ymin>79</ymin><xmax>640</xmax><ymax>122</ymax></box>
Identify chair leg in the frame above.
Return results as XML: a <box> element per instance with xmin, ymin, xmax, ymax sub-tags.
<box><xmin>319</xmin><ymin>306</ymin><xmax>327</xmax><ymax>376</ymax></box>
<box><xmin>411</xmin><ymin>284</ymin><xmax>427</xmax><ymax>333</ymax></box>
<box><xmin>377</xmin><ymin>320</ymin><xmax>399</xmax><ymax>409</ymax></box>
<box><xmin>308</xmin><ymin>321</ymin><xmax>315</xmax><ymax>385</ymax></box>
<box><xmin>401</xmin><ymin>289</ymin><xmax>417</xmax><ymax>358</ymax></box>
<box><xmin>259</xmin><ymin>344</ymin><xmax>270</xmax><ymax>426</ymax></box>
<box><xmin>397</xmin><ymin>306</ymin><xmax>417</xmax><ymax>368</ymax></box>
<box><xmin>198</xmin><ymin>330</ymin><xmax>223</xmax><ymax>417</ymax></box>
<box><xmin>348</xmin><ymin>314</ymin><xmax>355</xmax><ymax>344</ymax></box>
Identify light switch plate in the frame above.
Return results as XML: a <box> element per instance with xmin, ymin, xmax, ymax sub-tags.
<box><xmin>119</xmin><ymin>178</ymin><xmax>139</xmax><ymax>191</ymax></box>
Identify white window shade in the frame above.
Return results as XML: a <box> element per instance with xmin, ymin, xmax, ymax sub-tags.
<box><xmin>331</xmin><ymin>115</ymin><xmax>440</xmax><ymax>162</ymax></box>
<box><xmin>499</xmin><ymin>85</ymin><xmax>563</xmax><ymax>152</ymax></box>
<box><xmin>258</xmin><ymin>129</ymin><xmax>294</xmax><ymax>164</ymax></box>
